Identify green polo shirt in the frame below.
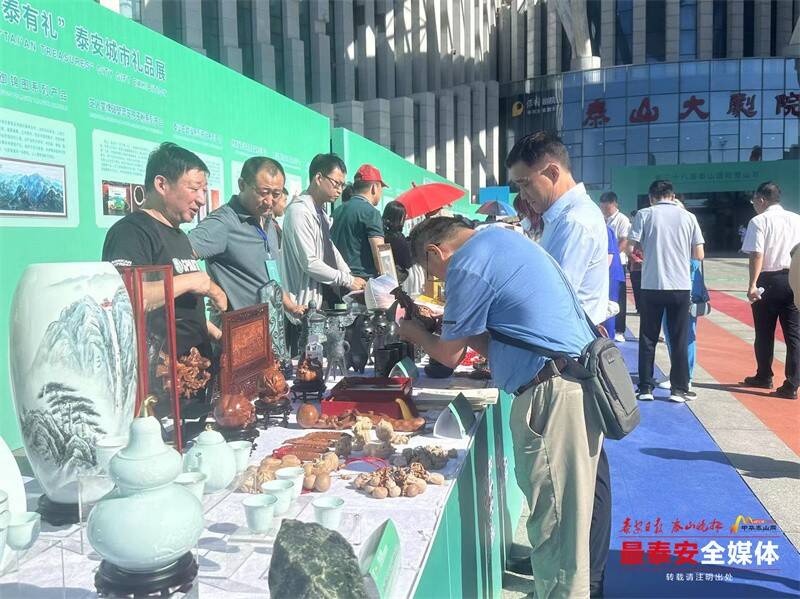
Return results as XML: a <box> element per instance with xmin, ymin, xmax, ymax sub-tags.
<box><xmin>330</xmin><ymin>195</ymin><xmax>384</xmax><ymax>278</ymax></box>
<box><xmin>188</xmin><ymin>195</ymin><xmax>281</xmax><ymax>311</ymax></box>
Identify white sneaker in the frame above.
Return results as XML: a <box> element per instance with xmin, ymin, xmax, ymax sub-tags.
<box><xmin>656</xmin><ymin>380</ymin><xmax>671</xmax><ymax>390</ymax></box>
<box><xmin>614</xmin><ymin>333</ymin><xmax>626</xmax><ymax>343</ymax></box>
<box><xmin>669</xmin><ymin>392</ymin><xmax>688</xmax><ymax>403</ymax></box>
<box><xmin>637</xmin><ymin>392</ymin><xmax>654</xmax><ymax>401</ymax></box>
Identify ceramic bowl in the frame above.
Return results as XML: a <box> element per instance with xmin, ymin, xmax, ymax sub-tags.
<box><xmin>312</xmin><ymin>496</ymin><xmax>344</xmax><ymax>530</ymax></box>
<box><xmin>275</xmin><ymin>467</ymin><xmax>304</xmax><ymax>499</ymax></box>
<box><xmin>243</xmin><ymin>494</ymin><xmax>277</xmax><ymax>534</ymax></box>
<box><xmin>95</xmin><ymin>435</ymin><xmax>128</xmax><ymax>473</ymax></box>
<box><xmin>7</xmin><ymin>512</ymin><xmax>40</xmax><ymax>551</ymax></box>
<box><xmin>260</xmin><ymin>480</ymin><xmax>294</xmax><ymax>515</ymax></box>
<box><xmin>227</xmin><ymin>441</ymin><xmax>253</xmax><ymax>473</ymax></box>
<box><xmin>175</xmin><ymin>472</ymin><xmax>207</xmax><ymax>501</ymax></box>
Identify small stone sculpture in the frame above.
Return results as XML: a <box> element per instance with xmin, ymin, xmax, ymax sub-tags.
<box><xmin>257</xmin><ymin>361</ymin><xmax>290</xmax><ymax>404</ymax></box>
<box><xmin>351</xmin><ymin>416</ymin><xmax>373</xmax><ymax>452</ymax></box>
<box><xmin>391</xmin><ymin>445</ymin><xmax>458</xmax><ymax>470</ymax></box>
<box><xmin>352</xmin><ymin>463</ymin><xmax>444</xmax><ymax>499</ymax></box>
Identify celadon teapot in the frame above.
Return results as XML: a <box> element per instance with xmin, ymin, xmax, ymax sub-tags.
<box><xmin>87</xmin><ymin>402</ymin><xmax>204</xmax><ymax>572</ymax></box>
<box><xmin>182</xmin><ymin>426</ymin><xmax>236</xmax><ymax>494</ymax></box>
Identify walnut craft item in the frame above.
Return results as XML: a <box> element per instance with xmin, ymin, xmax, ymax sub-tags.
<box><xmin>353</xmin><ymin>463</ymin><xmax>445</xmax><ymax>499</ymax></box>
<box><xmin>310</xmin><ymin>410</ymin><xmax>426</xmax><ymax>432</ymax></box>
<box><xmin>257</xmin><ymin>361</ymin><xmax>290</xmax><ymax>404</ymax></box>
<box><xmin>213</xmin><ymin>391</ymin><xmax>256</xmax><ymax>429</ymax></box>
<box><xmin>239</xmin><ymin>452</ymin><xmax>340</xmax><ymax>494</ymax></box>
<box><xmin>156</xmin><ymin>347</ymin><xmax>211</xmax><ymax>400</ymax></box>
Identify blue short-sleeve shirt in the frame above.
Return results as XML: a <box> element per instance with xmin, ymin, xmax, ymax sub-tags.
<box><xmin>441</xmin><ymin>227</ymin><xmax>596</xmax><ymax>394</ymax></box>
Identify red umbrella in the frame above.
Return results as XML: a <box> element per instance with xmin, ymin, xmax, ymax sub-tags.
<box><xmin>395</xmin><ymin>183</ymin><xmax>465</xmax><ymax>219</ymax></box>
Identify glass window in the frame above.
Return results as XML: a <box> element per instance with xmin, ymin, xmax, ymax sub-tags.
<box><xmin>605</xmin><ymin>154</ymin><xmax>625</xmax><ymax>183</ymax></box>
<box><xmin>626</xmin><ymin>125</ymin><xmax>648</xmax><ymax>152</ymax></box>
<box><xmin>651</xmin><ymin>152</ymin><xmax>678</xmax><ymax>164</ymax></box>
<box><xmin>605</xmin><ymin>126</ymin><xmax>626</xmax><ymax>140</ymax></box>
<box><xmin>645</xmin><ymin>0</ymin><xmax>666</xmax><ymax>63</ymax></box>
<box><xmin>565</xmin><ymin>143</ymin><xmax>582</xmax><ymax>158</ymax></box>
<box><xmin>583</xmin><ymin>156</ymin><xmax>603</xmax><ymax>184</ymax></box>
<box><xmin>763</xmin><ymin>91</ymin><xmax>786</xmax><ymax>119</ymax></box>
<box><xmin>710</xmin><ymin>133</ymin><xmax>738</xmax><ymax>150</ymax></box>
<box><xmin>711</xmin><ymin>60</ymin><xmax>740</xmax><ymax>90</ymax></box>
<box><xmin>571</xmin><ymin>157</ymin><xmax>583</xmax><ymax>180</ymax></box>
<box><xmin>605</xmin><ymin>97</ymin><xmax>627</xmax><ymax>124</ymax></box>
<box><xmin>647</xmin><ymin>94</ymin><xmax>679</xmax><ymax>123</ymax></box>
<box><xmin>741</xmin><ymin>59</ymin><xmax>762</xmax><ymax>89</ymax></box>
<box><xmin>626</xmin><ymin>153</ymin><xmax>648</xmax><ymax>166</ymax></box>
<box><xmin>763</xmin><ymin>119</ymin><xmax>783</xmax><ymax>134</ymax></box>
<box><xmin>709</xmin><ymin>149</ymin><xmax>739</xmax><ymax>162</ymax></box>
<box><xmin>679</xmin><ymin>0</ymin><xmax>697</xmax><ymax>60</ymax></box>
<box><xmin>604</xmin><ymin>68</ymin><xmax>627</xmax><ymax>98</ymax></box>
<box><xmin>680</xmin><ymin>61</ymin><xmax>710</xmax><ymax>92</ymax></box>
<box><xmin>563</xmin><ymin>72</ymin><xmax>582</xmax><ymax>103</ymax></box>
<box><xmin>786</xmin><ymin>59</ymin><xmax>800</xmax><ymax>89</ymax></box>
<box><xmin>678</xmin><ymin>92</ymin><xmax>711</xmax><ymax>121</ymax></box>
<box><xmin>650</xmin><ymin>63</ymin><xmax>679</xmax><ymax>94</ymax></box>
<box><xmin>711</xmin><ymin>91</ymin><xmax>739</xmax><ymax>120</ymax></box>
<box><xmin>615</xmin><ymin>0</ymin><xmax>633</xmax><ymax>65</ymax></box>
<box><xmin>583</xmin><ymin>129</ymin><xmax>605</xmax><ymax>156</ymax></box>
<box><xmin>763</xmin><ymin>59</ymin><xmax>784</xmax><ymax>89</ymax></box>
<box><xmin>680</xmin><ymin>122</ymin><xmax>709</xmax><ymax>150</ymax></box>
<box><xmin>711</xmin><ymin>121</ymin><xmax>738</xmax><ymax>134</ymax></box>
<box><xmin>740</xmin><ymin>120</ymin><xmax>762</xmax><ymax>148</ymax></box>
<box><xmin>584</xmin><ymin>70</ymin><xmax>605</xmax><ymax>100</ymax></box>
<box><xmin>680</xmin><ymin>151</ymin><xmax>708</xmax><ymax>163</ymax></box>
<box><xmin>563</xmin><ymin>103</ymin><xmax>583</xmax><ymax>130</ymax></box>
<box><xmin>762</xmin><ymin>148</ymin><xmax>783</xmax><ymax>161</ymax></box>
<box><xmin>740</xmin><ymin>148</ymin><xmax>763</xmax><ymax>161</ymax></box>
<box><xmin>628</xmin><ymin>65</ymin><xmax>650</xmax><ymax>96</ymax></box>
<box><xmin>562</xmin><ymin>129</ymin><xmax>582</xmax><ymax>143</ymax></box>
<box><xmin>762</xmin><ymin>132</ymin><xmax>783</xmax><ymax>148</ymax></box>
<box><xmin>649</xmin><ymin>124</ymin><xmax>679</xmax><ymax>151</ymax></box>
<box><xmin>605</xmin><ymin>140</ymin><xmax>626</xmax><ymax>154</ymax></box>
<box><xmin>785</xmin><ymin>119</ymin><xmax>798</xmax><ymax>153</ymax></box>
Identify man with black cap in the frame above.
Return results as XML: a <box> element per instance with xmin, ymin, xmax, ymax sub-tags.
<box><xmin>331</xmin><ymin>164</ymin><xmax>389</xmax><ymax>279</ymax></box>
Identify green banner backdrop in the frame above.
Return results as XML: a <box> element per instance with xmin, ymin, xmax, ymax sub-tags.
<box><xmin>0</xmin><ymin>0</ymin><xmax>330</xmax><ymax>448</ymax></box>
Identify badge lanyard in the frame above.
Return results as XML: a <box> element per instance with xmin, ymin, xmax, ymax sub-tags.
<box><xmin>255</xmin><ymin>223</ymin><xmax>272</xmax><ymax>257</ymax></box>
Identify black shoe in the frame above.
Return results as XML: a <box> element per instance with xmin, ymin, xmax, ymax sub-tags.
<box><xmin>590</xmin><ymin>581</ymin><xmax>604</xmax><ymax>598</ymax></box>
<box><xmin>770</xmin><ymin>383</ymin><xmax>797</xmax><ymax>400</ymax></box>
<box><xmin>741</xmin><ymin>375</ymin><xmax>773</xmax><ymax>389</ymax></box>
<box><xmin>506</xmin><ymin>556</ymin><xmax>533</xmax><ymax>576</ymax></box>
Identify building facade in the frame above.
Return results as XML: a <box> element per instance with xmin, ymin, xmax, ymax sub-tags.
<box><xmin>104</xmin><ymin>0</ymin><xmax>800</xmax><ymax>208</ymax></box>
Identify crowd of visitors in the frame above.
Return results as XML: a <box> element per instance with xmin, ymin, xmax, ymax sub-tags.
<box><xmin>100</xmin><ymin>133</ymin><xmax>799</xmax><ymax>599</ymax></box>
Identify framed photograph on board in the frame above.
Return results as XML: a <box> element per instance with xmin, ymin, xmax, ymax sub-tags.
<box><xmin>373</xmin><ymin>243</ymin><xmax>398</xmax><ymax>282</ymax></box>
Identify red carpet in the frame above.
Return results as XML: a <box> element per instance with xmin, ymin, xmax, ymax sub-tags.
<box><xmin>708</xmin><ymin>289</ymin><xmax>785</xmax><ymax>343</ymax></box>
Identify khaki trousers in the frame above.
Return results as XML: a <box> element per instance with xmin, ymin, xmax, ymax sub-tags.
<box><xmin>509</xmin><ymin>375</ymin><xmax>603</xmax><ymax>599</ymax></box>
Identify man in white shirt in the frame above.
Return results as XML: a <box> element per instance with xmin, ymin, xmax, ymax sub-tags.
<box><xmin>629</xmin><ymin>180</ymin><xmax>705</xmax><ymax>403</ymax></box>
<box><xmin>740</xmin><ymin>182</ymin><xmax>800</xmax><ymax>400</ymax></box>
<box><xmin>600</xmin><ymin>191</ymin><xmax>631</xmax><ymax>342</ymax></box>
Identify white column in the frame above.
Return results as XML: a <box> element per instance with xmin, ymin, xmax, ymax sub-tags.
<box><xmin>218</xmin><ymin>1</ymin><xmax>243</xmax><ymax>73</ymax></box>
<box><xmin>510</xmin><ymin>0</ymin><xmax>524</xmax><ymax>81</ymax></box>
<box><xmin>755</xmin><ymin>0</ymin><xmax>772</xmax><ymax>56</ymax></box>
<box><xmin>697</xmin><ymin>0</ymin><xmax>714</xmax><ymax>59</ymax></box>
<box><xmin>451</xmin><ymin>0</ymin><xmax>465</xmax><ymax>85</ymax></box>
<box><xmin>486</xmin><ymin>80</ymin><xmax>500</xmax><ymax>187</ymax></box>
<box><xmin>632</xmin><ymin>0</ymin><xmax>646</xmax><ymax>64</ymax></box>
<box><xmin>426</xmin><ymin>0</ymin><xmax>442</xmax><ymax>91</ymax></box>
<box><xmin>547</xmin><ymin>1</ymin><xmax>559</xmax><ymax>73</ymax></box>
<box><xmin>411</xmin><ymin>0</ymin><xmax>429</xmax><ymax>92</ymax></box>
<box><xmin>390</xmin><ymin>97</ymin><xmax>415</xmax><ymax>162</ymax></box>
<box><xmin>727</xmin><ymin>0</ymin><xmax>744</xmax><ymax>58</ymax></box>
<box><xmin>454</xmin><ymin>85</ymin><xmax>472</xmax><ymax>192</ymax></box>
<box><xmin>309</xmin><ymin>1</ymin><xmax>332</xmax><ymax>104</ymax></box>
<box><xmin>395</xmin><ymin>0</ymin><xmax>414</xmax><ymax>96</ymax></box>
<box><xmin>463</xmin><ymin>0</ymin><xmax>475</xmax><ymax>81</ymax></box>
<box><xmin>180</xmin><ymin>0</ymin><xmax>204</xmax><ymax>55</ymax></box>
<box><xmin>141</xmin><ymin>0</ymin><xmax>163</xmax><ymax>33</ymax></box>
<box><xmin>309</xmin><ymin>102</ymin><xmax>335</xmax><ymax>121</ymax></box>
<box><xmin>498</xmin><ymin>5</ymin><xmax>511</xmax><ymax>82</ymax></box>
<box><xmin>334</xmin><ymin>101</ymin><xmax>365</xmax><ymax>136</ymax></box>
<box><xmin>376</xmin><ymin>0</ymin><xmax>396</xmax><ymax>98</ymax></box>
<box><xmin>252</xmin><ymin>0</ymin><xmax>276</xmax><ymax>88</ymax></box>
<box><xmin>470</xmin><ymin>82</ymin><xmax>487</xmax><ymax>193</ymax></box>
<box><xmin>334</xmin><ymin>0</ymin><xmax>357</xmax><ymax>102</ymax></box>
<box><xmin>357</xmin><ymin>0</ymin><xmax>377</xmax><ymax>100</ymax></box>
<box><xmin>600</xmin><ymin>0</ymin><xmax>615</xmax><ymax>67</ymax></box>
<box><xmin>526</xmin><ymin>0</ymin><xmax>538</xmax><ymax>77</ymax></box>
<box><xmin>437</xmin><ymin>92</ymin><xmax>455</xmax><ymax>181</ymax></box>
<box><xmin>439</xmin><ymin>0</ymin><xmax>454</xmax><ymax>89</ymax></box>
<box><xmin>282</xmin><ymin>0</ymin><xmax>306</xmax><ymax>103</ymax></box>
<box><xmin>364</xmin><ymin>99</ymin><xmax>392</xmax><ymax>146</ymax></box>
<box><xmin>665</xmin><ymin>0</ymin><xmax>680</xmax><ymax>61</ymax></box>
<box><xmin>413</xmin><ymin>93</ymin><xmax>437</xmax><ymax>171</ymax></box>
<box><xmin>487</xmin><ymin>0</ymin><xmax>499</xmax><ymax>81</ymax></box>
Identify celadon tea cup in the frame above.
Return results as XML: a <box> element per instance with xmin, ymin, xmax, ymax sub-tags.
<box><xmin>312</xmin><ymin>496</ymin><xmax>344</xmax><ymax>530</ymax></box>
<box><xmin>275</xmin><ymin>467</ymin><xmax>305</xmax><ymax>499</ymax></box>
<box><xmin>7</xmin><ymin>512</ymin><xmax>41</xmax><ymax>551</ymax></box>
<box><xmin>95</xmin><ymin>435</ymin><xmax>128</xmax><ymax>473</ymax></box>
<box><xmin>227</xmin><ymin>441</ymin><xmax>253</xmax><ymax>473</ymax></box>
<box><xmin>261</xmin><ymin>480</ymin><xmax>294</xmax><ymax>515</ymax></box>
<box><xmin>175</xmin><ymin>471</ymin><xmax>207</xmax><ymax>501</ymax></box>
<box><xmin>243</xmin><ymin>494</ymin><xmax>277</xmax><ymax>534</ymax></box>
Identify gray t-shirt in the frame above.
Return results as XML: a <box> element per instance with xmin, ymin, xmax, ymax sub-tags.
<box><xmin>188</xmin><ymin>195</ymin><xmax>281</xmax><ymax>311</ymax></box>
<box><xmin>629</xmin><ymin>201</ymin><xmax>705</xmax><ymax>290</ymax></box>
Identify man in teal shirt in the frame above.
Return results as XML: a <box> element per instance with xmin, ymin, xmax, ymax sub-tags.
<box><xmin>331</xmin><ymin>164</ymin><xmax>388</xmax><ymax>278</ymax></box>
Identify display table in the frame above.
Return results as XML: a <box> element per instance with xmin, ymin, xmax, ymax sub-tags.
<box><xmin>0</xmin><ymin>371</ymin><xmax>524</xmax><ymax>598</ymax></box>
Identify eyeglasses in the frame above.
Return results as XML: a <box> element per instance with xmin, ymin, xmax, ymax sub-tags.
<box><xmin>321</xmin><ymin>174</ymin><xmax>346</xmax><ymax>190</ymax></box>
<box><xmin>249</xmin><ymin>183</ymin><xmax>283</xmax><ymax>200</ymax></box>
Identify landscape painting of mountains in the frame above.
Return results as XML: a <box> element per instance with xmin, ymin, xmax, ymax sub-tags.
<box><xmin>0</xmin><ymin>156</ymin><xmax>67</xmax><ymax>217</ymax></box>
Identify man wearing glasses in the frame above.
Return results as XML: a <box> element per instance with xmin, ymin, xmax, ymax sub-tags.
<box><xmin>281</xmin><ymin>153</ymin><xmax>366</xmax><ymax>318</ymax></box>
<box><xmin>189</xmin><ymin>156</ymin><xmax>305</xmax><ymax>318</ymax></box>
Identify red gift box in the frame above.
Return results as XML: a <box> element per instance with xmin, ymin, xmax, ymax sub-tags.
<box><xmin>322</xmin><ymin>377</ymin><xmax>417</xmax><ymax>419</ymax></box>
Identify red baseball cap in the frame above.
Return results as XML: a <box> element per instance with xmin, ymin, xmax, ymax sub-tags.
<box><xmin>355</xmin><ymin>164</ymin><xmax>389</xmax><ymax>188</ymax></box>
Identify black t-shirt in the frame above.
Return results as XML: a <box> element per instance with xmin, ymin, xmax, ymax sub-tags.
<box><xmin>102</xmin><ymin>211</ymin><xmax>208</xmax><ymax>356</ymax></box>
<box><xmin>385</xmin><ymin>231</ymin><xmax>413</xmax><ymax>270</ymax></box>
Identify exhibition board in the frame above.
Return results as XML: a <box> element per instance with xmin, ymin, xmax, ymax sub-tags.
<box><xmin>0</xmin><ymin>372</ymin><xmax>526</xmax><ymax>598</ymax></box>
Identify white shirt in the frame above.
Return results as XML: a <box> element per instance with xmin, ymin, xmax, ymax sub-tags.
<box><xmin>605</xmin><ymin>209</ymin><xmax>631</xmax><ymax>265</ymax></box>
<box><xmin>629</xmin><ymin>201</ymin><xmax>705</xmax><ymax>290</ymax></box>
<box><xmin>741</xmin><ymin>204</ymin><xmax>800</xmax><ymax>272</ymax></box>
<box><xmin>280</xmin><ymin>194</ymin><xmax>353</xmax><ymax>315</ymax></box>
